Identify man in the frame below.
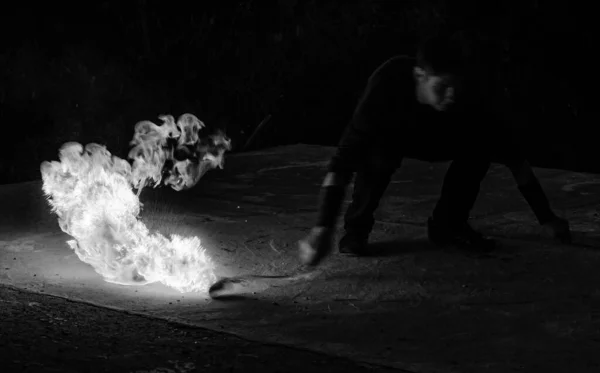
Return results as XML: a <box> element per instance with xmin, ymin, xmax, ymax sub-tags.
<box><xmin>299</xmin><ymin>32</ymin><xmax>571</xmax><ymax>267</ymax></box>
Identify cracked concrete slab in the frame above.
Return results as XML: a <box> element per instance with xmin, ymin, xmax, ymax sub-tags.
<box><xmin>1</xmin><ymin>144</ymin><xmax>599</xmax><ymax>372</ymax></box>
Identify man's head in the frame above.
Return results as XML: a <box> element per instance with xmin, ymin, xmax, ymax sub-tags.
<box><xmin>414</xmin><ymin>33</ymin><xmax>467</xmax><ymax>111</ymax></box>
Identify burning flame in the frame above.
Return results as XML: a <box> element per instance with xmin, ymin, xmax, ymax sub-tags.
<box><xmin>40</xmin><ymin>114</ymin><xmax>232</xmax><ymax>293</ymax></box>
<box><xmin>129</xmin><ymin>113</ymin><xmax>232</xmax><ymax>192</ymax></box>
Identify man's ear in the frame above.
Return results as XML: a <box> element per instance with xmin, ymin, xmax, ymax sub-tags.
<box><xmin>413</xmin><ymin>66</ymin><xmax>427</xmax><ymax>82</ymax></box>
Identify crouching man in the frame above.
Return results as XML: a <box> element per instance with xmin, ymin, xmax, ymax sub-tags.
<box><xmin>299</xmin><ymin>33</ymin><xmax>571</xmax><ymax>266</ymax></box>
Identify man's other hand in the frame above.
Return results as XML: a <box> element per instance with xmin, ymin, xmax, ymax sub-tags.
<box><xmin>542</xmin><ymin>216</ymin><xmax>571</xmax><ymax>244</ymax></box>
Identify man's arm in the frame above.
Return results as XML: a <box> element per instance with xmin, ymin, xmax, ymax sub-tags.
<box><xmin>315</xmin><ymin>172</ymin><xmax>350</xmax><ymax>226</ymax></box>
<box><xmin>493</xmin><ymin>82</ymin><xmax>566</xmax><ymax>229</ymax></box>
<box><xmin>507</xmin><ymin>159</ymin><xmax>571</xmax><ymax>243</ymax></box>
<box><xmin>314</xmin><ymin>121</ymin><xmax>367</xmax><ymax>229</ymax></box>
<box><xmin>508</xmin><ymin>159</ymin><xmax>556</xmax><ymax>224</ymax></box>
<box><xmin>298</xmin><ymin>100</ymin><xmax>375</xmax><ymax>266</ymax></box>
<box><xmin>315</xmin><ymin>67</ymin><xmax>397</xmax><ymax>229</ymax></box>
<box><xmin>300</xmin><ymin>57</ymin><xmax>408</xmax><ymax>266</ymax></box>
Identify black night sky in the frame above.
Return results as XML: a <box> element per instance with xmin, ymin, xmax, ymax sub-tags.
<box><xmin>1</xmin><ymin>1</ymin><xmax>598</xmax><ymax>184</ymax></box>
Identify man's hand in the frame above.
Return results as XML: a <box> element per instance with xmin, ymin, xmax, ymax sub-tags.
<box><xmin>542</xmin><ymin>216</ymin><xmax>571</xmax><ymax>244</ymax></box>
<box><xmin>298</xmin><ymin>226</ymin><xmax>335</xmax><ymax>267</ymax></box>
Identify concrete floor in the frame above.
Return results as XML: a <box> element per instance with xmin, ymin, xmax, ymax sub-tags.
<box><xmin>1</xmin><ymin>144</ymin><xmax>599</xmax><ymax>372</ymax></box>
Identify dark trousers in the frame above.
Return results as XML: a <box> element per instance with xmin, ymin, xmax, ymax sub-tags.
<box><xmin>343</xmin><ymin>150</ymin><xmax>492</xmax><ymax>239</ymax></box>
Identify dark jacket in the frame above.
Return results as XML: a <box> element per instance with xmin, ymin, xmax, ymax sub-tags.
<box><xmin>327</xmin><ymin>55</ymin><xmax>525</xmax><ymax>176</ymax></box>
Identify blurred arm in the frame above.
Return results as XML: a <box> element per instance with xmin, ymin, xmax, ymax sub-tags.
<box><xmin>494</xmin><ymin>82</ymin><xmax>558</xmax><ymax>226</ymax></box>
<box><xmin>316</xmin><ymin>69</ymin><xmax>395</xmax><ymax>228</ymax></box>
<box><xmin>508</xmin><ymin>159</ymin><xmax>557</xmax><ymax>225</ymax></box>
<box><xmin>315</xmin><ymin>116</ymin><xmax>369</xmax><ymax>228</ymax></box>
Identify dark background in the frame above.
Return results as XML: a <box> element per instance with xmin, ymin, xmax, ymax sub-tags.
<box><xmin>0</xmin><ymin>0</ymin><xmax>598</xmax><ymax>185</ymax></box>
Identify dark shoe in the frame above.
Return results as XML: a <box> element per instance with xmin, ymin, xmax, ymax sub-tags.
<box><xmin>338</xmin><ymin>233</ymin><xmax>369</xmax><ymax>256</ymax></box>
<box><xmin>427</xmin><ymin>217</ymin><xmax>497</xmax><ymax>252</ymax></box>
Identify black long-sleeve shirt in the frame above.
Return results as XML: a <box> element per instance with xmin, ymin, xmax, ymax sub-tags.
<box><xmin>317</xmin><ymin>56</ymin><xmax>559</xmax><ymax>226</ymax></box>
<box><xmin>327</xmin><ymin>55</ymin><xmax>526</xmax><ymax>177</ymax></box>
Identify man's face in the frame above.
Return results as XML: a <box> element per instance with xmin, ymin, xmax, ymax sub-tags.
<box><xmin>414</xmin><ymin>66</ymin><xmax>462</xmax><ymax>111</ymax></box>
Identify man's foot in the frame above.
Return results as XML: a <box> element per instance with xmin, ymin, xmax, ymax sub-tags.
<box><xmin>338</xmin><ymin>233</ymin><xmax>369</xmax><ymax>256</ymax></box>
<box><xmin>427</xmin><ymin>217</ymin><xmax>497</xmax><ymax>252</ymax></box>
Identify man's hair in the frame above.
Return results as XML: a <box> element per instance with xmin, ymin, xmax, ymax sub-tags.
<box><xmin>416</xmin><ymin>33</ymin><xmax>467</xmax><ymax>76</ymax></box>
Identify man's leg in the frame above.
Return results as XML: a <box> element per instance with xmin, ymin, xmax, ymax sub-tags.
<box><xmin>429</xmin><ymin>157</ymin><xmax>497</xmax><ymax>250</ymax></box>
<box><xmin>432</xmin><ymin>157</ymin><xmax>490</xmax><ymax>225</ymax></box>
<box><xmin>340</xmin><ymin>150</ymin><xmax>401</xmax><ymax>255</ymax></box>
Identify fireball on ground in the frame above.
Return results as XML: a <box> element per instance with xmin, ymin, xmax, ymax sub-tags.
<box><xmin>40</xmin><ymin>114</ymin><xmax>231</xmax><ymax>293</ymax></box>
